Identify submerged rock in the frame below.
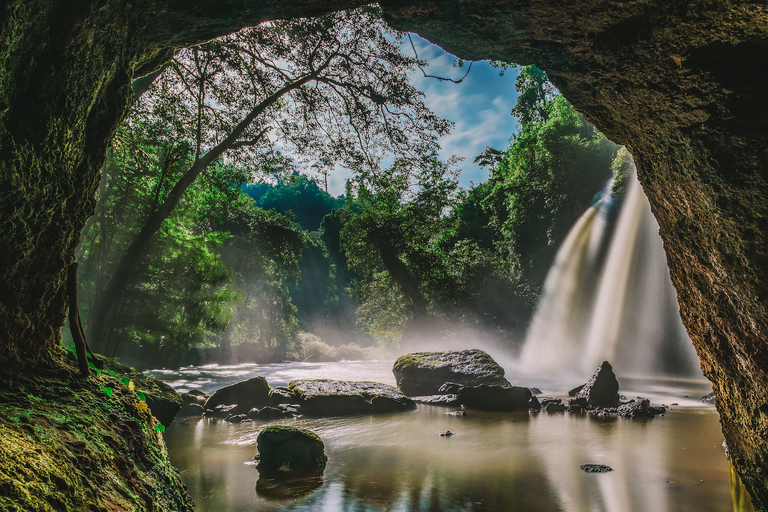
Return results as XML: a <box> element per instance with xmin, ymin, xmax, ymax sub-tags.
<box><xmin>457</xmin><ymin>384</ymin><xmax>533</xmax><ymax>412</ymax></box>
<box><xmin>575</xmin><ymin>361</ymin><xmax>620</xmax><ymax>407</ymax></box>
<box><xmin>256</xmin><ymin>426</ymin><xmax>327</xmax><ymax>478</ymax></box>
<box><xmin>288</xmin><ymin>379</ymin><xmax>416</xmax><ymax>416</ymax></box>
<box><xmin>393</xmin><ymin>349</ymin><xmax>510</xmax><ymax>396</ymax></box>
<box><xmin>580</xmin><ymin>464</ymin><xmax>613</xmax><ymax>473</ymax></box>
<box><xmin>616</xmin><ymin>398</ymin><xmax>667</xmax><ymax>418</ymax></box>
<box><xmin>204</xmin><ymin>376</ymin><xmax>272</xmax><ymax>411</ymax></box>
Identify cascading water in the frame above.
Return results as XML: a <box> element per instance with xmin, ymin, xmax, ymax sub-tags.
<box><xmin>519</xmin><ymin>160</ymin><xmax>701</xmax><ymax>379</ymax></box>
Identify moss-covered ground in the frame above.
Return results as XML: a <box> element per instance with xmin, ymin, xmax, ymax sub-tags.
<box><xmin>0</xmin><ymin>347</ymin><xmax>194</xmax><ymax>511</ymax></box>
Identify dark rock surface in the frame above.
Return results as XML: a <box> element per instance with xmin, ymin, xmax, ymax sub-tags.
<box><xmin>700</xmin><ymin>392</ymin><xmax>716</xmax><ymax>405</ymax></box>
<box><xmin>575</xmin><ymin>361</ymin><xmax>620</xmax><ymax>408</ymax></box>
<box><xmin>545</xmin><ymin>402</ymin><xmax>567</xmax><ymax>413</ymax></box>
<box><xmin>457</xmin><ymin>385</ymin><xmax>533</xmax><ymax>412</ymax></box>
<box><xmin>568</xmin><ymin>385</ymin><xmax>585</xmax><ymax>397</ymax></box>
<box><xmin>288</xmin><ymin>379</ymin><xmax>416</xmax><ymax>416</ymax></box>
<box><xmin>616</xmin><ymin>398</ymin><xmax>667</xmax><ymax>418</ymax></box>
<box><xmin>393</xmin><ymin>350</ymin><xmax>510</xmax><ymax>396</ymax></box>
<box><xmin>410</xmin><ymin>394</ymin><xmax>462</xmax><ymax>406</ymax></box>
<box><xmin>177</xmin><ymin>402</ymin><xmax>204</xmax><ymax>418</ymax></box>
<box><xmin>249</xmin><ymin>406</ymin><xmax>293</xmax><ymax>420</ymax></box>
<box><xmin>581</xmin><ymin>464</ymin><xmax>613</xmax><ymax>473</ymax></box>
<box><xmin>256</xmin><ymin>426</ymin><xmax>327</xmax><ymax>478</ymax></box>
<box><xmin>204</xmin><ymin>376</ymin><xmax>272</xmax><ymax>411</ymax></box>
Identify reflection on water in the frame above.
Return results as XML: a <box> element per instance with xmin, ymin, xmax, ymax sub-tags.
<box><xmin>157</xmin><ymin>361</ymin><xmax>752</xmax><ymax>512</ymax></box>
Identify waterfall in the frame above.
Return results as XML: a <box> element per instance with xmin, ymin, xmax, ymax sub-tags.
<box><xmin>519</xmin><ymin>163</ymin><xmax>701</xmax><ymax>379</ymax></box>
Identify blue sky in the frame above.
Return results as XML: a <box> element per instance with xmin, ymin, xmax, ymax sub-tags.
<box><xmin>325</xmin><ymin>35</ymin><xmax>521</xmax><ymax>196</ymax></box>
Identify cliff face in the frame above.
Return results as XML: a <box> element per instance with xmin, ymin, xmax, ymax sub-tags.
<box><xmin>1</xmin><ymin>0</ymin><xmax>767</xmax><ymax>509</ymax></box>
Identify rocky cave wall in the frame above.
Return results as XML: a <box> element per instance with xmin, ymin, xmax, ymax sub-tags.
<box><xmin>1</xmin><ymin>0</ymin><xmax>767</xmax><ymax>508</ymax></box>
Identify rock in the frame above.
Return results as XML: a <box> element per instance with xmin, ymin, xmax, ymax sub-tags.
<box><xmin>545</xmin><ymin>402</ymin><xmax>567</xmax><ymax>413</ymax></box>
<box><xmin>225</xmin><ymin>414</ymin><xmax>251</xmax><ymax>424</ymax></box>
<box><xmin>580</xmin><ymin>464</ymin><xmax>613</xmax><ymax>473</ymax></box>
<box><xmin>206</xmin><ymin>404</ymin><xmax>237</xmax><ymax>418</ymax></box>
<box><xmin>102</xmin><ymin>357</ymin><xmax>182</xmax><ymax>428</ymax></box>
<box><xmin>528</xmin><ymin>395</ymin><xmax>541</xmax><ymax>411</ymax></box>
<box><xmin>567</xmin><ymin>397</ymin><xmax>589</xmax><ymax>412</ymax></box>
<box><xmin>187</xmin><ymin>389</ymin><xmax>206</xmax><ymax>397</ymax></box>
<box><xmin>528</xmin><ymin>387</ymin><xmax>543</xmax><ymax>395</ymax></box>
<box><xmin>256</xmin><ymin>426</ymin><xmax>327</xmax><ymax>478</ymax></box>
<box><xmin>457</xmin><ymin>384</ymin><xmax>532</xmax><ymax>412</ymax></box>
<box><xmin>617</xmin><ymin>398</ymin><xmax>667</xmax><ymax>418</ymax></box>
<box><xmin>392</xmin><ymin>349</ymin><xmax>510</xmax><ymax>396</ymax></box>
<box><xmin>438</xmin><ymin>382</ymin><xmax>464</xmax><ymax>394</ymax></box>
<box><xmin>248</xmin><ymin>406</ymin><xmax>292</xmax><ymax>420</ymax></box>
<box><xmin>181</xmin><ymin>392</ymin><xmax>206</xmax><ymax>406</ymax></box>
<box><xmin>439</xmin><ymin>430</ymin><xmax>454</xmax><ymax>437</ymax></box>
<box><xmin>575</xmin><ymin>361</ymin><xmax>620</xmax><ymax>407</ymax></box>
<box><xmin>204</xmin><ymin>376</ymin><xmax>272</xmax><ymax>411</ymax></box>
<box><xmin>410</xmin><ymin>394</ymin><xmax>462</xmax><ymax>406</ymax></box>
<box><xmin>446</xmin><ymin>410</ymin><xmax>466</xmax><ymax>416</ymax></box>
<box><xmin>568</xmin><ymin>384</ymin><xmax>585</xmax><ymax>397</ymax></box>
<box><xmin>177</xmin><ymin>402</ymin><xmax>204</xmax><ymax>418</ymax></box>
<box><xmin>540</xmin><ymin>398</ymin><xmax>562</xmax><ymax>407</ymax></box>
<box><xmin>269</xmin><ymin>387</ymin><xmax>299</xmax><ymax>406</ymax></box>
<box><xmin>288</xmin><ymin>379</ymin><xmax>416</xmax><ymax>417</ymax></box>
<box><xmin>700</xmin><ymin>392</ymin><xmax>716</xmax><ymax>405</ymax></box>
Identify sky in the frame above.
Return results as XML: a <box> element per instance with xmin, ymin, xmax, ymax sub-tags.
<box><xmin>324</xmin><ymin>35</ymin><xmax>521</xmax><ymax>196</ymax></box>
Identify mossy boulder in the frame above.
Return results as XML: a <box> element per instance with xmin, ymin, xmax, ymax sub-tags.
<box><xmin>393</xmin><ymin>350</ymin><xmax>510</xmax><ymax>396</ymax></box>
<box><xmin>288</xmin><ymin>379</ymin><xmax>416</xmax><ymax>416</ymax></box>
<box><xmin>203</xmin><ymin>376</ymin><xmax>272</xmax><ymax>412</ymax></box>
<box><xmin>256</xmin><ymin>426</ymin><xmax>327</xmax><ymax>478</ymax></box>
<box><xmin>101</xmin><ymin>356</ymin><xmax>182</xmax><ymax>428</ymax></box>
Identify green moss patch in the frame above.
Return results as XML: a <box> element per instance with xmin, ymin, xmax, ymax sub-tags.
<box><xmin>0</xmin><ymin>348</ymin><xmax>193</xmax><ymax>511</ymax></box>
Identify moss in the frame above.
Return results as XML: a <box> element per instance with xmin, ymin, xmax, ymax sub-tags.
<box><xmin>0</xmin><ymin>348</ymin><xmax>193</xmax><ymax>511</ymax></box>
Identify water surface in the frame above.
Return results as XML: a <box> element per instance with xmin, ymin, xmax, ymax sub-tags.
<box><xmin>156</xmin><ymin>361</ymin><xmax>748</xmax><ymax>512</ymax></box>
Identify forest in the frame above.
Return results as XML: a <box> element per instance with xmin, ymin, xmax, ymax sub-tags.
<box><xmin>69</xmin><ymin>9</ymin><xmax>622</xmax><ymax>369</ymax></box>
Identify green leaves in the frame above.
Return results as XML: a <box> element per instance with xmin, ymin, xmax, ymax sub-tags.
<box><xmin>102</xmin><ymin>386</ymin><xmax>113</xmax><ymax>398</ymax></box>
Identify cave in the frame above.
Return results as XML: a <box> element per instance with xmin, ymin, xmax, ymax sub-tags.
<box><xmin>1</xmin><ymin>0</ymin><xmax>766</xmax><ymax>509</ymax></box>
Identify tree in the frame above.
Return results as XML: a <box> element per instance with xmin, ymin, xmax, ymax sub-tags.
<box><xmin>338</xmin><ymin>154</ymin><xmax>462</xmax><ymax>341</ymax></box>
<box><xmin>86</xmin><ymin>7</ymin><xmax>450</xmax><ymax>352</ymax></box>
<box><xmin>478</xmin><ymin>67</ymin><xmax>619</xmax><ymax>297</ymax></box>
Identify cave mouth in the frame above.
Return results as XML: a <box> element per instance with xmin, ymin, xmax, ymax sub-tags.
<box><xmin>1</xmin><ymin>1</ymin><xmax>767</xmax><ymax>510</ymax></box>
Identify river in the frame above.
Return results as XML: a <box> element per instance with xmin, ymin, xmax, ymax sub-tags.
<box><xmin>151</xmin><ymin>360</ymin><xmax>751</xmax><ymax>512</ymax></box>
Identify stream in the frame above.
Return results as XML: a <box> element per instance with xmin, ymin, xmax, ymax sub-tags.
<box><xmin>152</xmin><ymin>360</ymin><xmax>750</xmax><ymax>512</ymax></box>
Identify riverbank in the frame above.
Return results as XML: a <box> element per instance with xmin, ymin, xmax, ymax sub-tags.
<box><xmin>0</xmin><ymin>349</ymin><xmax>193</xmax><ymax>511</ymax></box>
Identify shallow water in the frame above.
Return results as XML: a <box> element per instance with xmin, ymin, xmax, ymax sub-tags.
<box><xmin>155</xmin><ymin>361</ymin><xmax>751</xmax><ymax>512</ymax></box>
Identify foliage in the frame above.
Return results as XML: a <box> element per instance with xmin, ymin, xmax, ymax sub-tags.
<box><xmin>244</xmin><ymin>174</ymin><xmax>344</xmax><ymax>232</ymax></box>
<box><xmin>610</xmin><ymin>146</ymin><xmax>633</xmax><ymax>197</ymax></box>
<box><xmin>477</xmin><ymin>66</ymin><xmax>619</xmax><ymax>296</ymax></box>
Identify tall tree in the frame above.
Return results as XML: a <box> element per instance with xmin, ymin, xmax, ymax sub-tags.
<box><xmin>86</xmin><ymin>7</ymin><xmax>450</xmax><ymax>352</ymax></box>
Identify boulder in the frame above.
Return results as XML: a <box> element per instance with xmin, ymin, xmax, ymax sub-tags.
<box><xmin>457</xmin><ymin>384</ymin><xmax>533</xmax><ymax>412</ymax></box>
<box><xmin>256</xmin><ymin>426</ymin><xmax>327</xmax><ymax>478</ymax></box>
<box><xmin>101</xmin><ymin>356</ymin><xmax>182</xmax><ymax>428</ymax></box>
<box><xmin>288</xmin><ymin>379</ymin><xmax>416</xmax><ymax>416</ymax></box>
<box><xmin>393</xmin><ymin>349</ymin><xmax>510</xmax><ymax>396</ymax></box>
<box><xmin>269</xmin><ymin>387</ymin><xmax>299</xmax><ymax>406</ymax></box>
<box><xmin>568</xmin><ymin>384</ymin><xmax>585</xmax><ymax>397</ymax></box>
<box><xmin>248</xmin><ymin>406</ymin><xmax>293</xmax><ymax>420</ymax></box>
<box><xmin>616</xmin><ymin>398</ymin><xmax>667</xmax><ymax>418</ymax></box>
<box><xmin>438</xmin><ymin>382</ymin><xmax>464</xmax><ymax>394</ymax></box>
<box><xmin>411</xmin><ymin>394</ymin><xmax>462</xmax><ymax>406</ymax></box>
<box><xmin>177</xmin><ymin>402</ymin><xmax>204</xmax><ymax>418</ymax></box>
<box><xmin>575</xmin><ymin>361</ymin><xmax>620</xmax><ymax>407</ymax></box>
<box><xmin>203</xmin><ymin>376</ymin><xmax>272</xmax><ymax>411</ymax></box>
<box><xmin>545</xmin><ymin>402</ymin><xmax>566</xmax><ymax>413</ymax></box>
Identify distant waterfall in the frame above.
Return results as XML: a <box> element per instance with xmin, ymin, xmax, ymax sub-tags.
<box><xmin>519</xmin><ymin>164</ymin><xmax>701</xmax><ymax>378</ymax></box>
